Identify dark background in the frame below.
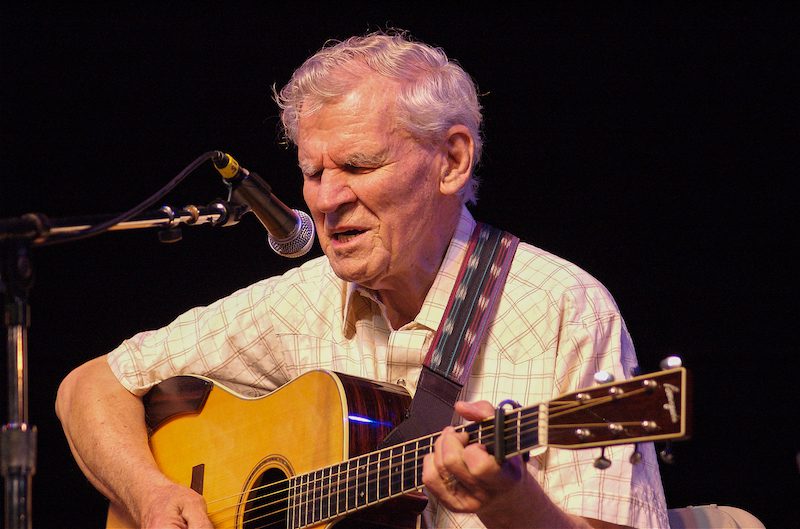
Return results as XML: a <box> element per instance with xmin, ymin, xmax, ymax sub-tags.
<box><xmin>2</xmin><ymin>3</ymin><xmax>797</xmax><ymax>527</ymax></box>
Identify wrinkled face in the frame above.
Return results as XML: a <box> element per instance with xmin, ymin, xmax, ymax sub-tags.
<box><xmin>296</xmin><ymin>78</ymin><xmax>450</xmax><ymax>291</ymax></box>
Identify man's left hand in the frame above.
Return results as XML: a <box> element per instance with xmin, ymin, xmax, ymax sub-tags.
<box><xmin>421</xmin><ymin>400</ymin><xmax>631</xmax><ymax>529</ymax></box>
<box><xmin>422</xmin><ymin>400</ymin><xmax>528</xmax><ymax>516</ymax></box>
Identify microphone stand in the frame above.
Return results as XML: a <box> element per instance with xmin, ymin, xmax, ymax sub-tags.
<box><xmin>2</xmin><ymin>238</ymin><xmax>35</xmax><ymax>529</ymax></box>
<box><xmin>0</xmin><ymin>199</ymin><xmax>246</xmax><ymax>529</ymax></box>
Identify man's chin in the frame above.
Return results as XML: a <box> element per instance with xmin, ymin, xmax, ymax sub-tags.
<box><xmin>324</xmin><ymin>243</ymin><xmax>392</xmax><ymax>288</ymax></box>
<box><xmin>328</xmin><ymin>259</ymin><xmax>384</xmax><ymax>289</ymax></box>
<box><xmin>335</xmin><ymin>272</ymin><xmax>378</xmax><ymax>289</ymax></box>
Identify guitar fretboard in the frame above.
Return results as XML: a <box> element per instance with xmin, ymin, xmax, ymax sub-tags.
<box><xmin>286</xmin><ymin>407</ymin><xmax>535</xmax><ymax>528</ymax></box>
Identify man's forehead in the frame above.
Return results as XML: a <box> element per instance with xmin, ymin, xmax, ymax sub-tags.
<box><xmin>296</xmin><ymin>119</ymin><xmax>400</xmax><ymax>170</ymax></box>
<box><xmin>293</xmin><ymin>77</ymin><xmax>415</xmax><ymax>169</ymax></box>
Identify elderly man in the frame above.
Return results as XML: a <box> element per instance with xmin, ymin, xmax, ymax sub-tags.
<box><xmin>56</xmin><ymin>32</ymin><xmax>668</xmax><ymax>528</ymax></box>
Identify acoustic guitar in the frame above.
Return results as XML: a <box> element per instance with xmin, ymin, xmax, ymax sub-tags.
<box><xmin>106</xmin><ymin>367</ymin><xmax>689</xmax><ymax>529</ymax></box>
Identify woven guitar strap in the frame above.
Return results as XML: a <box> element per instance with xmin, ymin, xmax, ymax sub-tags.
<box><xmin>379</xmin><ymin>223</ymin><xmax>520</xmax><ymax>447</ymax></box>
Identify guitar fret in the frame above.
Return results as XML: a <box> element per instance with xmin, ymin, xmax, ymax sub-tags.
<box><xmin>403</xmin><ymin>441</ymin><xmax>417</xmax><ymax>492</ymax></box>
<box><xmin>314</xmin><ymin>468</ymin><xmax>323</xmax><ymax>524</ymax></box>
<box><xmin>365</xmin><ymin>453</ymin><xmax>372</xmax><ymax>505</ymax></box>
<box><xmin>369</xmin><ymin>452</ymin><xmax>379</xmax><ymax>504</ymax></box>
<box><xmin>314</xmin><ymin>469</ymin><xmax>325</xmax><ymax>523</ymax></box>
<box><xmin>326</xmin><ymin>463</ymin><xmax>337</xmax><ymax>519</ymax></box>
<box><xmin>522</xmin><ymin>411</ymin><xmax>538</xmax><ymax>452</ymax></box>
<box><xmin>321</xmin><ymin>467</ymin><xmax>328</xmax><ymax>522</ymax></box>
<box><xmin>464</xmin><ymin>421</ymin><xmax>480</xmax><ymax>447</ymax></box>
<box><xmin>479</xmin><ymin>421</ymin><xmax>490</xmax><ymax>454</ymax></box>
<box><xmin>390</xmin><ymin>445</ymin><xmax>403</xmax><ymax>497</ymax></box>
<box><xmin>294</xmin><ymin>475</ymin><xmax>303</xmax><ymax>527</ymax></box>
<box><xmin>346</xmin><ymin>458</ymin><xmax>355</xmax><ymax>513</ymax></box>
<box><xmin>336</xmin><ymin>461</ymin><xmax>346</xmax><ymax>516</ymax></box>
<box><xmin>329</xmin><ymin>463</ymin><xmax>337</xmax><ymax>519</ymax></box>
<box><xmin>306</xmin><ymin>472</ymin><xmax>312</xmax><ymax>528</ymax></box>
<box><xmin>400</xmin><ymin>444</ymin><xmax>407</xmax><ymax>492</ymax></box>
<box><xmin>357</xmin><ymin>455</ymin><xmax>369</xmax><ymax>507</ymax></box>
<box><xmin>504</xmin><ymin>408</ymin><xmax>520</xmax><ymax>456</ymax></box>
<box><xmin>297</xmin><ymin>473</ymin><xmax>306</xmax><ymax>528</ymax></box>
<box><xmin>322</xmin><ymin>466</ymin><xmax>330</xmax><ymax>521</ymax></box>
<box><xmin>357</xmin><ymin>456</ymin><xmax>363</xmax><ymax>508</ymax></box>
<box><xmin>331</xmin><ymin>465</ymin><xmax>338</xmax><ymax>519</ymax></box>
<box><xmin>377</xmin><ymin>449</ymin><xmax>389</xmax><ymax>502</ymax></box>
<box><xmin>406</xmin><ymin>441</ymin><xmax>415</xmax><ymax>491</ymax></box>
<box><xmin>417</xmin><ymin>438</ymin><xmax>433</xmax><ymax>487</ymax></box>
<box><xmin>287</xmin><ymin>476</ymin><xmax>295</xmax><ymax>529</ymax></box>
<box><xmin>309</xmin><ymin>470</ymin><xmax>316</xmax><ymax>524</ymax></box>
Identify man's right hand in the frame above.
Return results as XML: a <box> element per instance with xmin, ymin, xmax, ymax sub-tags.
<box><xmin>136</xmin><ymin>482</ymin><xmax>213</xmax><ymax>529</ymax></box>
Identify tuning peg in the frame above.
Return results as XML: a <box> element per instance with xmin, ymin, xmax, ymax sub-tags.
<box><xmin>659</xmin><ymin>442</ymin><xmax>676</xmax><ymax>464</ymax></box>
<box><xmin>660</xmin><ymin>356</ymin><xmax>683</xmax><ymax>370</ymax></box>
<box><xmin>593</xmin><ymin>448</ymin><xmax>612</xmax><ymax>470</ymax></box>
<box><xmin>629</xmin><ymin>444</ymin><xmax>643</xmax><ymax>465</ymax></box>
<box><xmin>593</xmin><ymin>370</ymin><xmax>614</xmax><ymax>384</ymax></box>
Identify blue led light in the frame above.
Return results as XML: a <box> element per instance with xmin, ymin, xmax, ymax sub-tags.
<box><xmin>348</xmin><ymin>414</ymin><xmax>393</xmax><ymax>427</ymax></box>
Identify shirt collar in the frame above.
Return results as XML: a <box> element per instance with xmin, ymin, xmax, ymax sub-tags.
<box><xmin>341</xmin><ymin>206</ymin><xmax>476</xmax><ymax>335</ymax></box>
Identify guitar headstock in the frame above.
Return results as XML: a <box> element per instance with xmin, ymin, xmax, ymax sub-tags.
<box><xmin>545</xmin><ymin>366</ymin><xmax>690</xmax><ymax>449</ymax></box>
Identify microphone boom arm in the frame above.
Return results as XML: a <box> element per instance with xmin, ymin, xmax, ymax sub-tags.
<box><xmin>0</xmin><ymin>200</ymin><xmax>248</xmax><ymax>246</ymax></box>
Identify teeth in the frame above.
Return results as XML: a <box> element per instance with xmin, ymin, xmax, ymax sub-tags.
<box><xmin>334</xmin><ymin>229</ymin><xmax>363</xmax><ymax>243</ymax></box>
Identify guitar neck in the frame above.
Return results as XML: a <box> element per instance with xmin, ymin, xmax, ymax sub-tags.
<box><xmin>287</xmin><ymin>417</ymin><xmax>516</xmax><ymax>527</ymax></box>
<box><xmin>287</xmin><ymin>367</ymin><xmax>687</xmax><ymax>528</ymax></box>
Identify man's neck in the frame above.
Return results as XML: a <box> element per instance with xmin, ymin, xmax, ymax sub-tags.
<box><xmin>375</xmin><ymin>208</ymin><xmax>463</xmax><ymax>329</ymax></box>
<box><xmin>379</xmin><ymin>285</ymin><xmax>432</xmax><ymax>329</ymax></box>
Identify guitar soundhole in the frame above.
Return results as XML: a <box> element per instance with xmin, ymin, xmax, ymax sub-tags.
<box><xmin>242</xmin><ymin>468</ymin><xmax>288</xmax><ymax>529</ymax></box>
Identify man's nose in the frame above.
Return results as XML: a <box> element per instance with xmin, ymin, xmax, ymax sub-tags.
<box><xmin>314</xmin><ymin>171</ymin><xmax>357</xmax><ymax>213</ymax></box>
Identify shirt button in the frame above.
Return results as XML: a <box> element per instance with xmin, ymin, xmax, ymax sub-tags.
<box><xmin>395</xmin><ymin>378</ymin><xmax>406</xmax><ymax>387</ymax></box>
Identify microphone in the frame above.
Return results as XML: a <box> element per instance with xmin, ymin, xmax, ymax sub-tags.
<box><xmin>211</xmin><ymin>151</ymin><xmax>315</xmax><ymax>258</ymax></box>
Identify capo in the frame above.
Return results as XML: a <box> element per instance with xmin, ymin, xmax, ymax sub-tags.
<box><xmin>494</xmin><ymin>399</ymin><xmax>530</xmax><ymax>465</ymax></box>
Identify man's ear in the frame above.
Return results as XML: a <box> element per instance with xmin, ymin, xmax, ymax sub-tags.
<box><xmin>439</xmin><ymin>125</ymin><xmax>475</xmax><ymax>196</ymax></box>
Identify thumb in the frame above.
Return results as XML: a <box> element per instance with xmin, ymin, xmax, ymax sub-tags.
<box><xmin>454</xmin><ymin>400</ymin><xmax>495</xmax><ymax>421</ymax></box>
<box><xmin>182</xmin><ymin>506</ymin><xmax>214</xmax><ymax>529</ymax></box>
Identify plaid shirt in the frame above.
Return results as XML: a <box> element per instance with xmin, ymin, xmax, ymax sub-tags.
<box><xmin>109</xmin><ymin>207</ymin><xmax>668</xmax><ymax>528</ymax></box>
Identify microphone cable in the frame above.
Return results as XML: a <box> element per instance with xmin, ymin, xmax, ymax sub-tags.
<box><xmin>34</xmin><ymin>151</ymin><xmax>219</xmax><ymax>247</ymax></box>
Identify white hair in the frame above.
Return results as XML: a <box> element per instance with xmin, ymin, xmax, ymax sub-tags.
<box><xmin>274</xmin><ymin>31</ymin><xmax>483</xmax><ymax>204</ymax></box>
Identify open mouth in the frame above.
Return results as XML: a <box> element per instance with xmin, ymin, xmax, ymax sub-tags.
<box><xmin>333</xmin><ymin>229</ymin><xmax>366</xmax><ymax>243</ymax></box>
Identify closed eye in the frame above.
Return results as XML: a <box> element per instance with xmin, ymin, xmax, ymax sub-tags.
<box><xmin>342</xmin><ymin>163</ymin><xmax>375</xmax><ymax>174</ymax></box>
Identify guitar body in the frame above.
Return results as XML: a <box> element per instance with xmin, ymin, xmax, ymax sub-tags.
<box><xmin>106</xmin><ymin>370</ymin><xmax>424</xmax><ymax>529</ymax></box>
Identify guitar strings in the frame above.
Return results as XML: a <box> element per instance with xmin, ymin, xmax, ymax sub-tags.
<box><xmin>202</xmin><ymin>386</ymin><xmax>655</xmax><ymax>528</ymax></box>
<box><xmin>205</xmin><ymin>414</ymin><xmax>529</xmax><ymax>527</ymax></box>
